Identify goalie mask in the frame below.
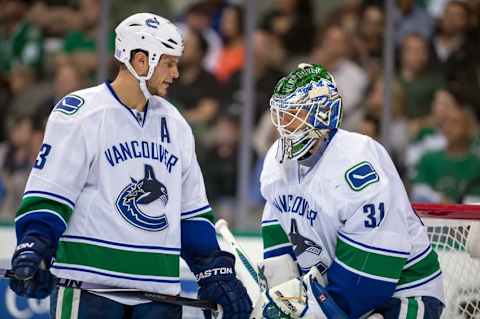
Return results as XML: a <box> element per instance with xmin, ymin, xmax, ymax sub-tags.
<box><xmin>114</xmin><ymin>13</ymin><xmax>184</xmax><ymax>99</ymax></box>
<box><xmin>270</xmin><ymin>63</ymin><xmax>343</xmax><ymax>162</ymax></box>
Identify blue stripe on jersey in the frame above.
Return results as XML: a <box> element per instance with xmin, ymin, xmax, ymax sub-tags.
<box><xmin>326</xmin><ymin>260</ymin><xmax>396</xmax><ymax>318</ymax></box>
<box><xmin>261</xmin><ymin>219</ymin><xmax>278</xmax><ymax>224</ymax></box>
<box><xmin>51</xmin><ymin>264</ymin><xmax>180</xmax><ymax>283</ymax></box>
<box><xmin>263</xmin><ymin>245</ymin><xmax>295</xmax><ymax>260</ymax></box>
<box><xmin>395</xmin><ymin>270</ymin><xmax>442</xmax><ymax>293</ymax></box>
<box><xmin>405</xmin><ymin>245</ymin><xmax>430</xmax><ymax>265</ymax></box>
<box><xmin>338</xmin><ymin>232</ymin><xmax>410</xmax><ymax>256</ymax></box>
<box><xmin>24</xmin><ymin>191</ymin><xmax>75</xmax><ymax>208</ymax></box>
<box><xmin>15</xmin><ymin>211</ymin><xmax>67</xmax><ymax>244</ymax></box>
<box><xmin>181</xmin><ymin>205</ymin><xmax>211</xmax><ymax>217</ymax></box>
<box><xmin>181</xmin><ymin>219</ymin><xmax>220</xmax><ymax>265</ymax></box>
<box><xmin>61</xmin><ymin>235</ymin><xmax>181</xmax><ymax>252</ymax></box>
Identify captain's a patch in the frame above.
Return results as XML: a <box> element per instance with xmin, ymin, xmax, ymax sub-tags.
<box><xmin>54</xmin><ymin>95</ymin><xmax>84</xmax><ymax>115</ymax></box>
<box><xmin>345</xmin><ymin>161</ymin><xmax>379</xmax><ymax>191</ymax></box>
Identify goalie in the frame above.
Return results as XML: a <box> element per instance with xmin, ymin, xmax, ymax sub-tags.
<box><xmin>253</xmin><ymin>64</ymin><xmax>444</xmax><ymax>319</ymax></box>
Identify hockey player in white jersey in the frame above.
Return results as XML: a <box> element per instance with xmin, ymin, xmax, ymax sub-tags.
<box><xmin>8</xmin><ymin>13</ymin><xmax>251</xmax><ymax>319</ymax></box>
<box><xmin>252</xmin><ymin>64</ymin><xmax>444</xmax><ymax>319</ymax></box>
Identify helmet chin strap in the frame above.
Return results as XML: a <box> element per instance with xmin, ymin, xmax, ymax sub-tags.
<box><xmin>124</xmin><ymin>60</ymin><xmax>157</xmax><ymax>101</ymax></box>
<box><xmin>138</xmin><ymin>79</ymin><xmax>151</xmax><ymax>101</ymax></box>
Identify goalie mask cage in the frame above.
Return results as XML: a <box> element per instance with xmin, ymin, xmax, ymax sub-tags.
<box><xmin>414</xmin><ymin>203</ymin><xmax>480</xmax><ymax>319</ymax></box>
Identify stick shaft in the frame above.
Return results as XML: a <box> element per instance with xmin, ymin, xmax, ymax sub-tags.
<box><xmin>215</xmin><ymin>219</ymin><xmax>261</xmax><ymax>302</ymax></box>
<box><xmin>0</xmin><ymin>267</ymin><xmax>218</xmax><ymax>311</ymax></box>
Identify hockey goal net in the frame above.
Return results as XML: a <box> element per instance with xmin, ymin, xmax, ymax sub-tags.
<box><xmin>415</xmin><ymin>203</ymin><xmax>480</xmax><ymax>319</ymax></box>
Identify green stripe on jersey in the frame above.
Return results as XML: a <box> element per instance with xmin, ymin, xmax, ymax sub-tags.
<box><xmin>17</xmin><ymin>196</ymin><xmax>73</xmax><ymax>223</ymax></box>
<box><xmin>262</xmin><ymin>223</ymin><xmax>290</xmax><ymax>250</ymax></box>
<box><xmin>336</xmin><ymin>237</ymin><xmax>406</xmax><ymax>280</ymax></box>
<box><xmin>56</xmin><ymin>240</ymin><xmax>180</xmax><ymax>278</ymax></box>
<box><xmin>398</xmin><ymin>249</ymin><xmax>440</xmax><ymax>286</ymax></box>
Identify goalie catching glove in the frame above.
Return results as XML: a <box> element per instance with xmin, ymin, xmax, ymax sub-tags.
<box><xmin>251</xmin><ymin>267</ymin><xmax>348</xmax><ymax>319</ymax></box>
<box><xmin>190</xmin><ymin>250</ymin><xmax>252</xmax><ymax>319</ymax></box>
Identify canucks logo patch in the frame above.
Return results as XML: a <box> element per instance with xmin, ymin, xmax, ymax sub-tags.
<box><xmin>345</xmin><ymin>161</ymin><xmax>379</xmax><ymax>191</ymax></box>
<box><xmin>289</xmin><ymin>219</ymin><xmax>328</xmax><ymax>274</ymax></box>
<box><xmin>54</xmin><ymin>95</ymin><xmax>84</xmax><ymax>115</ymax></box>
<box><xmin>115</xmin><ymin>164</ymin><xmax>169</xmax><ymax>231</ymax></box>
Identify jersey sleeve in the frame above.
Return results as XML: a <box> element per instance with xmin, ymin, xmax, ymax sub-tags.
<box><xmin>326</xmin><ymin>142</ymin><xmax>412</xmax><ymax>318</ymax></box>
<box><xmin>261</xmin><ymin>203</ymin><xmax>294</xmax><ymax>260</ymax></box>
<box><xmin>179</xmin><ymin>125</ymin><xmax>219</xmax><ymax>262</ymax></box>
<box><xmin>15</xmin><ymin>111</ymin><xmax>91</xmax><ymax>244</ymax></box>
<box><xmin>179</xmin><ymin>127</ymin><xmax>212</xmax><ymax>221</ymax></box>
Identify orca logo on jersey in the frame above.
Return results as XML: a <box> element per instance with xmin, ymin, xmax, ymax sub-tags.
<box><xmin>54</xmin><ymin>95</ymin><xmax>84</xmax><ymax>115</ymax></box>
<box><xmin>289</xmin><ymin>219</ymin><xmax>328</xmax><ymax>274</ymax></box>
<box><xmin>115</xmin><ymin>164</ymin><xmax>169</xmax><ymax>231</ymax></box>
<box><xmin>345</xmin><ymin>161</ymin><xmax>379</xmax><ymax>191</ymax></box>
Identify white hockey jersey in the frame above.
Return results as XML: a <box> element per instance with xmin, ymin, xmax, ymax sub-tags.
<box><xmin>260</xmin><ymin>129</ymin><xmax>444</xmax><ymax>317</ymax></box>
<box><xmin>15</xmin><ymin>82</ymin><xmax>212</xmax><ymax>297</ymax></box>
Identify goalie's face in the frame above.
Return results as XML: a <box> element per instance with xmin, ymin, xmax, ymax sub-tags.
<box><xmin>270</xmin><ymin>101</ymin><xmax>324</xmax><ymax>162</ymax></box>
<box><xmin>271</xmin><ymin>108</ymin><xmax>311</xmax><ymax>137</ymax></box>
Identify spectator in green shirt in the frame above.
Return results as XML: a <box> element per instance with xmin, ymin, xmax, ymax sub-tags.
<box><xmin>398</xmin><ymin>33</ymin><xmax>444</xmax><ymax>139</ymax></box>
<box><xmin>56</xmin><ymin>0</ymin><xmax>115</xmax><ymax>78</ymax></box>
<box><xmin>411</xmin><ymin>91</ymin><xmax>480</xmax><ymax>203</ymax></box>
<box><xmin>0</xmin><ymin>0</ymin><xmax>44</xmax><ymax>76</ymax></box>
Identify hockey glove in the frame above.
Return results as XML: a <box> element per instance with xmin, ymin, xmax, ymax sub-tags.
<box><xmin>10</xmin><ymin>236</ymin><xmax>55</xmax><ymax>299</ymax></box>
<box><xmin>251</xmin><ymin>267</ymin><xmax>348</xmax><ymax>319</ymax></box>
<box><xmin>190</xmin><ymin>251</ymin><xmax>252</xmax><ymax>319</ymax></box>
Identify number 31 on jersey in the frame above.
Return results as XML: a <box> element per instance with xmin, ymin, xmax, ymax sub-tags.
<box><xmin>363</xmin><ymin>202</ymin><xmax>385</xmax><ymax>228</ymax></box>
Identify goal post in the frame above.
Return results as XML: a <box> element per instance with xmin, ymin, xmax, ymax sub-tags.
<box><xmin>414</xmin><ymin>203</ymin><xmax>480</xmax><ymax>319</ymax></box>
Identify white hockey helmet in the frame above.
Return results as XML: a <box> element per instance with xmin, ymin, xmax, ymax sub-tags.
<box><xmin>114</xmin><ymin>13</ymin><xmax>184</xmax><ymax>99</ymax></box>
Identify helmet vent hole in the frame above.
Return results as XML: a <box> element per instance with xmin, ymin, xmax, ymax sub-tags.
<box><xmin>167</xmin><ymin>38</ymin><xmax>178</xmax><ymax>45</ymax></box>
<box><xmin>128</xmin><ymin>23</ymin><xmax>142</xmax><ymax>27</ymax></box>
<box><xmin>141</xmin><ymin>36</ymin><xmax>145</xmax><ymax>39</ymax></box>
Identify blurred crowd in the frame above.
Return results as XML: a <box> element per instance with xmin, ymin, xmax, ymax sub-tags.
<box><xmin>0</xmin><ymin>0</ymin><xmax>480</xmax><ymax>225</ymax></box>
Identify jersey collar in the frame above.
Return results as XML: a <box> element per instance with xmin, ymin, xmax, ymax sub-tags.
<box><xmin>104</xmin><ymin>81</ymin><xmax>149</xmax><ymax>127</ymax></box>
<box><xmin>296</xmin><ymin>129</ymin><xmax>338</xmax><ymax>183</ymax></box>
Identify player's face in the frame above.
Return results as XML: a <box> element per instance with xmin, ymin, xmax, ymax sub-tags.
<box><xmin>148</xmin><ymin>55</ymin><xmax>180</xmax><ymax>96</ymax></box>
<box><xmin>275</xmin><ymin>109</ymin><xmax>309</xmax><ymax>134</ymax></box>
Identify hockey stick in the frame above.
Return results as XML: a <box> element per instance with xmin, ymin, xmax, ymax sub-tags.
<box><xmin>215</xmin><ymin>219</ymin><xmax>261</xmax><ymax>302</ymax></box>
<box><xmin>0</xmin><ymin>267</ymin><xmax>220</xmax><ymax>313</ymax></box>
